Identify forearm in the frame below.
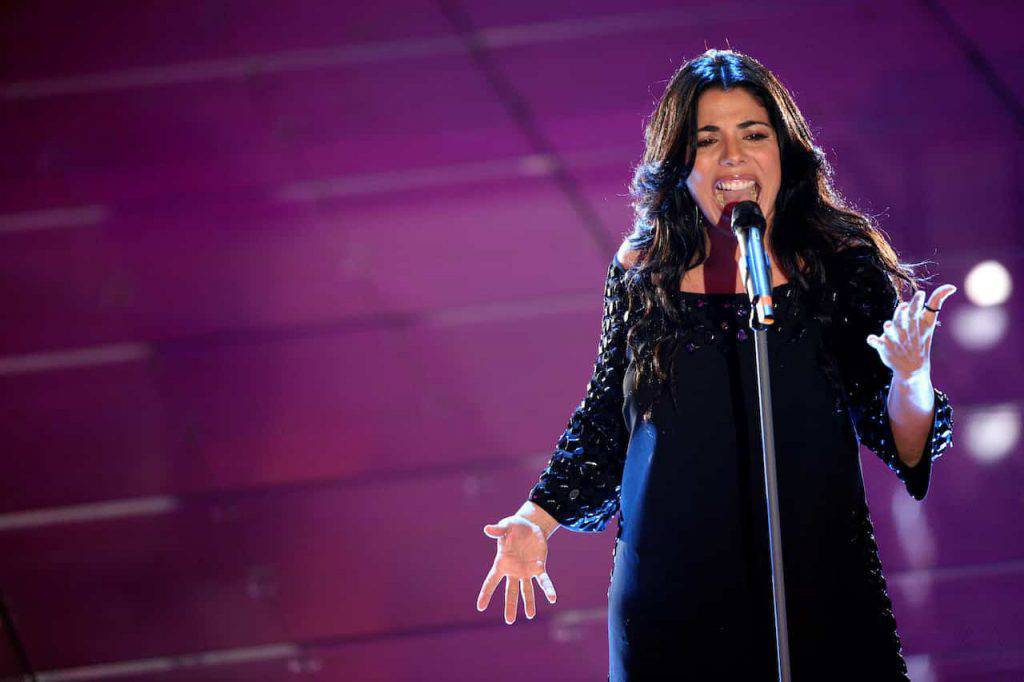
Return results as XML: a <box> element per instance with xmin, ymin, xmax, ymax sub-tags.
<box><xmin>887</xmin><ymin>369</ymin><xmax>936</xmax><ymax>468</ymax></box>
<box><xmin>515</xmin><ymin>500</ymin><xmax>560</xmax><ymax>540</ymax></box>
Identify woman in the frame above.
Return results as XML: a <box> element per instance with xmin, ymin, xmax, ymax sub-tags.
<box><xmin>476</xmin><ymin>49</ymin><xmax>956</xmax><ymax>680</ymax></box>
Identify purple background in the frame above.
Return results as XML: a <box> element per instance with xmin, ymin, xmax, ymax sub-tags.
<box><xmin>1</xmin><ymin>1</ymin><xmax>1021</xmax><ymax>680</ymax></box>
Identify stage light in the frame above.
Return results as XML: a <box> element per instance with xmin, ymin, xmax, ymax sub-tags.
<box><xmin>948</xmin><ymin>304</ymin><xmax>1008</xmax><ymax>351</ymax></box>
<box><xmin>964</xmin><ymin>260</ymin><xmax>1012</xmax><ymax>307</ymax></box>
<box><xmin>964</xmin><ymin>403</ymin><xmax>1020</xmax><ymax>465</ymax></box>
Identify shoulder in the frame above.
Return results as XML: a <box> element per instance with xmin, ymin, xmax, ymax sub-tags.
<box><xmin>614</xmin><ymin>241</ymin><xmax>644</xmax><ymax>270</ymax></box>
<box><xmin>824</xmin><ymin>244</ymin><xmax>899</xmax><ymax>318</ymax></box>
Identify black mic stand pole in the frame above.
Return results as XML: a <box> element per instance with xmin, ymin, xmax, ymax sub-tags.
<box><xmin>732</xmin><ymin>200</ymin><xmax>791</xmax><ymax>682</ymax></box>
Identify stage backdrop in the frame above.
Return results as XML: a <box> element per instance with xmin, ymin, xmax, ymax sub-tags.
<box><xmin>0</xmin><ymin>1</ymin><xmax>1020</xmax><ymax>680</ymax></box>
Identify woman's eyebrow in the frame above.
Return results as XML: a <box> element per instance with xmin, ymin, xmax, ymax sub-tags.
<box><xmin>697</xmin><ymin>120</ymin><xmax>772</xmax><ymax>132</ymax></box>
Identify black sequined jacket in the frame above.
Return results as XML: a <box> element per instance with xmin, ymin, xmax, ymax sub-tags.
<box><xmin>528</xmin><ymin>245</ymin><xmax>955</xmax><ymax>532</ymax></box>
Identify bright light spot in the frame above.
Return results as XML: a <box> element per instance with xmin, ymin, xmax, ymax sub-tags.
<box><xmin>965</xmin><ymin>403</ymin><xmax>1020</xmax><ymax>464</ymax></box>
<box><xmin>949</xmin><ymin>304</ymin><xmax>1008</xmax><ymax>350</ymax></box>
<box><xmin>964</xmin><ymin>260</ymin><xmax>1011</xmax><ymax>306</ymax></box>
<box><xmin>891</xmin><ymin>487</ymin><xmax>935</xmax><ymax>607</ymax></box>
<box><xmin>892</xmin><ymin>489</ymin><xmax>936</xmax><ymax>567</ymax></box>
<box><xmin>906</xmin><ymin>655</ymin><xmax>936</xmax><ymax>682</ymax></box>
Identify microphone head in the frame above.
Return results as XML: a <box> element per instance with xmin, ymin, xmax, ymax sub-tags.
<box><xmin>730</xmin><ymin>200</ymin><xmax>766</xmax><ymax>235</ymax></box>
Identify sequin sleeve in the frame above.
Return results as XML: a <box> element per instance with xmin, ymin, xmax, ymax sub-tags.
<box><xmin>830</xmin><ymin>246</ymin><xmax>954</xmax><ymax>501</ymax></box>
<box><xmin>527</xmin><ymin>258</ymin><xmax>631</xmax><ymax>532</ymax></box>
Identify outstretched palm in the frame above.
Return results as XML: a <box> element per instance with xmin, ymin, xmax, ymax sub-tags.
<box><xmin>476</xmin><ymin>516</ymin><xmax>558</xmax><ymax>624</ymax></box>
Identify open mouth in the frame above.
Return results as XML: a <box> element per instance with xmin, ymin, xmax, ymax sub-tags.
<box><xmin>713</xmin><ymin>178</ymin><xmax>760</xmax><ymax>208</ymax></box>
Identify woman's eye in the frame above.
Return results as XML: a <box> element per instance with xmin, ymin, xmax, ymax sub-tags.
<box><xmin>697</xmin><ymin>132</ymin><xmax>767</xmax><ymax>148</ymax></box>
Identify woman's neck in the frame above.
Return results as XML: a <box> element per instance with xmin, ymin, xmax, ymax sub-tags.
<box><xmin>702</xmin><ymin>224</ymin><xmax>741</xmax><ymax>294</ymax></box>
<box><xmin>683</xmin><ymin>214</ymin><xmax>778</xmax><ymax>295</ymax></box>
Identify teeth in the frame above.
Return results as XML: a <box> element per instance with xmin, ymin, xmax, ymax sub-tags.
<box><xmin>714</xmin><ymin>182</ymin><xmax>760</xmax><ymax>207</ymax></box>
<box><xmin>714</xmin><ymin>179</ymin><xmax>756</xmax><ymax>190</ymax></box>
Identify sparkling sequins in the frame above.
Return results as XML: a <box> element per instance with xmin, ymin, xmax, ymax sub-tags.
<box><xmin>529</xmin><ymin>247</ymin><xmax>956</xmax><ymax>534</ymax></box>
<box><xmin>848</xmin><ymin>498</ymin><xmax>912</xmax><ymax>680</ymax></box>
<box><xmin>824</xmin><ymin>246</ymin><xmax>955</xmax><ymax>500</ymax></box>
<box><xmin>528</xmin><ymin>260</ymin><xmax>630</xmax><ymax>533</ymax></box>
<box><xmin>672</xmin><ymin>283</ymin><xmax>803</xmax><ymax>354</ymax></box>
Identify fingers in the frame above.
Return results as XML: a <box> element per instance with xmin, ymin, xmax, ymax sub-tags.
<box><xmin>869</xmin><ymin>283</ymin><xmax>957</xmax><ymax>356</ymax></box>
<box><xmin>908</xmin><ymin>290</ymin><xmax>925</xmax><ymax>337</ymax></box>
<box><xmin>882</xmin><ymin>319</ymin><xmax>900</xmax><ymax>345</ymax></box>
<box><xmin>522</xmin><ymin>578</ymin><xmax>536</xmax><ymax>619</ymax></box>
<box><xmin>505</xmin><ymin>574</ymin><xmax>520</xmax><ymax>625</ymax></box>
<box><xmin>482</xmin><ymin>570</ymin><xmax>556</xmax><ymax>621</ymax></box>
<box><xmin>477</xmin><ymin>568</ymin><xmax>502</xmax><ymax>612</ymax></box>
<box><xmin>926</xmin><ymin>283</ymin><xmax>958</xmax><ymax>311</ymax></box>
<box><xmin>483</xmin><ymin>523</ymin><xmax>507</xmax><ymax>539</ymax></box>
<box><xmin>536</xmin><ymin>571</ymin><xmax>558</xmax><ymax>604</ymax></box>
<box><xmin>895</xmin><ymin>301</ymin><xmax>911</xmax><ymax>342</ymax></box>
<box><xmin>922</xmin><ymin>284</ymin><xmax>958</xmax><ymax>330</ymax></box>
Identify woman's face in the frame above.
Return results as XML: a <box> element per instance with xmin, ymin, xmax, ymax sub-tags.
<box><xmin>685</xmin><ymin>86</ymin><xmax>782</xmax><ymax>230</ymax></box>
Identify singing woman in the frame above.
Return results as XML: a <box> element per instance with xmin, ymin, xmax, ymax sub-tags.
<box><xmin>476</xmin><ymin>49</ymin><xmax>956</xmax><ymax>681</ymax></box>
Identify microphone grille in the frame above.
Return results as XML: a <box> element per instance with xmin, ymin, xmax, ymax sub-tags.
<box><xmin>730</xmin><ymin>200</ymin><xmax>765</xmax><ymax>232</ymax></box>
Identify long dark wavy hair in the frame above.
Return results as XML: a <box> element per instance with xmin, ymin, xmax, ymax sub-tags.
<box><xmin>622</xmin><ymin>49</ymin><xmax>925</xmax><ymax>400</ymax></box>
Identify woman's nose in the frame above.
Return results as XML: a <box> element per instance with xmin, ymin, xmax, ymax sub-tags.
<box><xmin>720</xmin><ymin>138</ymin><xmax>744</xmax><ymax>165</ymax></box>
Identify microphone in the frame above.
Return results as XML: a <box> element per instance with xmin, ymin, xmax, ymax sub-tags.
<box><xmin>730</xmin><ymin>200</ymin><xmax>776</xmax><ymax>328</ymax></box>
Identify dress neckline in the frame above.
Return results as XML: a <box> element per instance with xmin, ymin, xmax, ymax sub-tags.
<box><xmin>674</xmin><ymin>281</ymin><xmax>795</xmax><ymax>298</ymax></box>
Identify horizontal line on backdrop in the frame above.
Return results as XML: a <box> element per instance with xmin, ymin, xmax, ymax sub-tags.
<box><xmin>0</xmin><ymin>5</ymin><xmax>809</xmax><ymax>99</ymax></box>
<box><xmin>275</xmin><ymin>147</ymin><xmax>634</xmax><ymax>202</ymax></box>
<box><xmin>0</xmin><ymin>205</ymin><xmax>110</xmax><ymax>233</ymax></box>
<box><xmin>427</xmin><ymin>291</ymin><xmax>596</xmax><ymax>327</ymax></box>
<box><xmin>29</xmin><ymin>616</ymin><xmax>544</xmax><ymax>680</ymax></box>
<box><xmin>1</xmin><ymin>35</ymin><xmax>464</xmax><ymax>99</ymax></box>
<box><xmin>0</xmin><ymin>414</ymin><xmax>1013</xmax><ymax>528</ymax></box>
<box><xmin>26</xmin><ymin>583</ymin><xmax>1024</xmax><ymax>680</ymax></box>
<box><xmin>0</xmin><ymin>291</ymin><xmax>599</xmax><ymax>373</ymax></box>
<box><xmin>0</xmin><ymin>452</ymin><xmax>547</xmax><ymax>530</ymax></box>
<box><xmin>0</xmin><ymin>280</ymin><xmax>1014</xmax><ymax>371</ymax></box>
<box><xmin>27</xmin><ymin>614</ymin><xmax>605</xmax><ymax>681</ymax></box>
<box><xmin>6</xmin><ymin>480</ymin><xmax>1020</xmax><ymax>591</ymax></box>
<box><xmin>31</xmin><ymin>642</ymin><xmax>300</xmax><ymax>682</ymax></box>
<box><xmin>910</xmin><ymin>644</ymin><xmax>1024</xmax><ymax>675</ymax></box>
<box><xmin>0</xmin><ymin>343</ymin><xmax>150</xmax><ymax>375</ymax></box>
<box><xmin>890</xmin><ymin>557</ymin><xmax>1024</xmax><ymax>585</ymax></box>
<box><xmin>0</xmin><ymin>496</ymin><xmax>179</xmax><ymax>531</ymax></box>
<box><xmin>0</xmin><ymin>146</ymin><xmax>634</xmax><ymax>228</ymax></box>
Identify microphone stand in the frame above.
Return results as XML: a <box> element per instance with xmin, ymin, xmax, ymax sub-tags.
<box><xmin>732</xmin><ymin>201</ymin><xmax>791</xmax><ymax>682</ymax></box>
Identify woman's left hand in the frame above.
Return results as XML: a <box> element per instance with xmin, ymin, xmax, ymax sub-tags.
<box><xmin>866</xmin><ymin>284</ymin><xmax>957</xmax><ymax>380</ymax></box>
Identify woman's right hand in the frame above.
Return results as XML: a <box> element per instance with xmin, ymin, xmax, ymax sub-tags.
<box><xmin>476</xmin><ymin>515</ymin><xmax>558</xmax><ymax>624</ymax></box>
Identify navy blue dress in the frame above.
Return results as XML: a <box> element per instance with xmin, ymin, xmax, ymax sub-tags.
<box><xmin>528</xmin><ymin>246</ymin><xmax>954</xmax><ymax>681</ymax></box>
